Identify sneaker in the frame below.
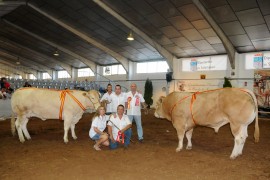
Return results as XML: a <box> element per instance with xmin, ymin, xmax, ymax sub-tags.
<box><xmin>93</xmin><ymin>144</ymin><xmax>101</xmax><ymax>151</ymax></box>
<box><xmin>139</xmin><ymin>139</ymin><xmax>143</xmax><ymax>143</ymax></box>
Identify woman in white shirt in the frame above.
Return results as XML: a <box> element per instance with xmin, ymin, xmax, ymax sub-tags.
<box><xmin>89</xmin><ymin>106</ymin><xmax>109</xmax><ymax>151</ymax></box>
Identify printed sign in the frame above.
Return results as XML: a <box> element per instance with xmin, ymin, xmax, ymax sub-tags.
<box><xmin>253</xmin><ymin>53</ymin><xmax>263</xmax><ymax>69</ymax></box>
<box><xmin>263</xmin><ymin>52</ymin><xmax>270</xmax><ymax>69</ymax></box>
<box><xmin>182</xmin><ymin>55</ymin><xmax>227</xmax><ymax>72</ymax></box>
<box><xmin>190</xmin><ymin>59</ymin><xmax>197</xmax><ymax>71</ymax></box>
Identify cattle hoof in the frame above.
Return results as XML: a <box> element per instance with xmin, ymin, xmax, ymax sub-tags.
<box><xmin>230</xmin><ymin>155</ymin><xmax>237</xmax><ymax>160</ymax></box>
<box><xmin>64</xmin><ymin>140</ymin><xmax>69</xmax><ymax>144</ymax></box>
<box><xmin>186</xmin><ymin>146</ymin><xmax>192</xmax><ymax>150</ymax></box>
<box><xmin>72</xmin><ymin>136</ymin><xmax>78</xmax><ymax>140</ymax></box>
<box><xmin>176</xmin><ymin>147</ymin><xmax>182</xmax><ymax>152</ymax></box>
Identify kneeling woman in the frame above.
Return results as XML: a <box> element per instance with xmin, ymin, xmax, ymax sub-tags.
<box><xmin>89</xmin><ymin>106</ymin><xmax>109</xmax><ymax>151</ymax></box>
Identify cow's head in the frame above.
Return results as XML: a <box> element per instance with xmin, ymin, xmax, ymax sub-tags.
<box><xmin>84</xmin><ymin>90</ymin><xmax>101</xmax><ymax>110</ymax></box>
<box><xmin>154</xmin><ymin>96</ymin><xmax>165</xmax><ymax>118</ymax></box>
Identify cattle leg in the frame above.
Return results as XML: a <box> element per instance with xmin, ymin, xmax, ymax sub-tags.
<box><xmin>21</xmin><ymin>117</ymin><xmax>31</xmax><ymax>140</ymax></box>
<box><xmin>176</xmin><ymin>132</ymin><xmax>185</xmax><ymax>152</ymax></box>
<box><xmin>15</xmin><ymin>116</ymin><xmax>25</xmax><ymax>143</ymax></box>
<box><xmin>70</xmin><ymin>116</ymin><xmax>81</xmax><ymax>140</ymax></box>
<box><xmin>185</xmin><ymin>128</ymin><xmax>193</xmax><ymax>150</ymax></box>
<box><xmin>63</xmin><ymin>119</ymin><xmax>72</xmax><ymax>143</ymax></box>
<box><xmin>70</xmin><ymin>123</ymin><xmax>77</xmax><ymax>140</ymax></box>
<box><xmin>230</xmin><ymin>125</ymin><xmax>247</xmax><ymax>159</ymax></box>
<box><xmin>173</xmin><ymin>120</ymin><xmax>186</xmax><ymax>152</ymax></box>
<box><xmin>236</xmin><ymin>125</ymin><xmax>248</xmax><ymax>156</ymax></box>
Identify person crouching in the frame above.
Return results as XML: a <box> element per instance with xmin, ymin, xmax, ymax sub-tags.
<box><xmin>108</xmin><ymin>105</ymin><xmax>132</xmax><ymax>149</ymax></box>
<box><xmin>89</xmin><ymin>106</ymin><xmax>109</xmax><ymax>151</ymax></box>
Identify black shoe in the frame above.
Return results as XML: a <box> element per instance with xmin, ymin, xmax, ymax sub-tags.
<box><xmin>139</xmin><ymin>139</ymin><xmax>143</xmax><ymax>143</ymax></box>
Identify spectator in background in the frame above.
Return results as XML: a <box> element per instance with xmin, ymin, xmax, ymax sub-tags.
<box><xmin>0</xmin><ymin>78</ymin><xmax>4</xmax><ymax>89</ymax></box>
<box><xmin>1</xmin><ymin>78</ymin><xmax>13</xmax><ymax>93</ymax></box>
<box><xmin>23</xmin><ymin>82</ymin><xmax>32</xmax><ymax>87</ymax></box>
<box><xmin>0</xmin><ymin>87</ymin><xmax>7</xmax><ymax>99</ymax></box>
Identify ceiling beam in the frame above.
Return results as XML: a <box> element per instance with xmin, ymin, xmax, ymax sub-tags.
<box><xmin>0</xmin><ymin>53</ymin><xmax>40</xmax><ymax>71</ymax></box>
<box><xmin>0</xmin><ymin>1</ymin><xmax>25</xmax><ymax>6</ymax></box>
<box><xmin>93</xmin><ymin>0</ymin><xmax>175</xmax><ymax>71</ymax></box>
<box><xmin>0</xmin><ymin>63</ymin><xmax>27</xmax><ymax>77</ymax></box>
<box><xmin>27</xmin><ymin>3</ymin><xmax>129</xmax><ymax>73</ymax></box>
<box><xmin>0</xmin><ymin>47</ymin><xmax>53</xmax><ymax>77</ymax></box>
<box><xmin>0</xmin><ymin>68</ymin><xmax>13</xmax><ymax>77</ymax></box>
<box><xmin>0</xmin><ymin>0</ymin><xmax>26</xmax><ymax>17</ymax></box>
<box><xmin>0</xmin><ymin>59</ymin><xmax>38</xmax><ymax>77</ymax></box>
<box><xmin>3</xmin><ymin>19</ymin><xmax>97</xmax><ymax>73</ymax></box>
<box><xmin>192</xmin><ymin>0</ymin><xmax>236</xmax><ymax>69</ymax></box>
<box><xmin>0</xmin><ymin>36</ymin><xmax>72</xmax><ymax>76</ymax></box>
<box><xmin>0</xmin><ymin>72</ymin><xmax>9</xmax><ymax>77</ymax></box>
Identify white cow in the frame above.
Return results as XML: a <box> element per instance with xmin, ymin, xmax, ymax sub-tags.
<box><xmin>11</xmin><ymin>88</ymin><xmax>100</xmax><ymax>143</ymax></box>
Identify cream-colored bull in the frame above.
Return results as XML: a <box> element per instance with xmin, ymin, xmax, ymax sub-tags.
<box><xmin>154</xmin><ymin>88</ymin><xmax>259</xmax><ymax>159</ymax></box>
<box><xmin>11</xmin><ymin>88</ymin><xmax>100</xmax><ymax>143</ymax></box>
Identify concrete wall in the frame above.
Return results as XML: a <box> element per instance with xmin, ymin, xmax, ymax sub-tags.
<box><xmin>9</xmin><ymin>51</ymin><xmax>270</xmax><ymax>107</ymax></box>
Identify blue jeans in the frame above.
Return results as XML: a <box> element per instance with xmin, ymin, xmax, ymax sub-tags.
<box><xmin>91</xmin><ymin>134</ymin><xmax>100</xmax><ymax>140</ymax></box>
<box><xmin>110</xmin><ymin>128</ymin><xmax>132</xmax><ymax>149</ymax></box>
<box><xmin>128</xmin><ymin>115</ymin><xmax>143</xmax><ymax>140</ymax></box>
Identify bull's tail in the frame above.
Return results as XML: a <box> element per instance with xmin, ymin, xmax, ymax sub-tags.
<box><xmin>244</xmin><ymin>89</ymin><xmax>259</xmax><ymax>142</ymax></box>
<box><xmin>254</xmin><ymin>107</ymin><xmax>259</xmax><ymax>143</ymax></box>
<box><xmin>11</xmin><ymin>112</ymin><xmax>16</xmax><ymax>136</ymax></box>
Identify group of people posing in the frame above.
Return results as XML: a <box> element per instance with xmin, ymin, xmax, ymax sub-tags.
<box><xmin>89</xmin><ymin>83</ymin><xmax>147</xmax><ymax>151</ymax></box>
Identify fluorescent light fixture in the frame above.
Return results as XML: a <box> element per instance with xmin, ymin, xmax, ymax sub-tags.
<box><xmin>127</xmin><ymin>31</ymin><xmax>134</xmax><ymax>41</ymax></box>
<box><xmin>53</xmin><ymin>49</ymin><xmax>59</xmax><ymax>56</ymax></box>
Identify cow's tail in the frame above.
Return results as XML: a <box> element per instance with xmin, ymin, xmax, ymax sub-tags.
<box><xmin>254</xmin><ymin>104</ymin><xmax>259</xmax><ymax>143</ymax></box>
<box><xmin>254</xmin><ymin>108</ymin><xmax>260</xmax><ymax>143</ymax></box>
<box><xmin>244</xmin><ymin>89</ymin><xmax>259</xmax><ymax>143</ymax></box>
<box><xmin>11</xmin><ymin>112</ymin><xmax>16</xmax><ymax>136</ymax></box>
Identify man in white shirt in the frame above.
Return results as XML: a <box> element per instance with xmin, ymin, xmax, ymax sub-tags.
<box><xmin>100</xmin><ymin>84</ymin><xmax>114</xmax><ymax>115</ymax></box>
<box><xmin>111</xmin><ymin>84</ymin><xmax>126</xmax><ymax>113</ymax></box>
<box><xmin>108</xmin><ymin>105</ymin><xmax>132</xmax><ymax>149</ymax></box>
<box><xmin>125</xmin><ymin>83</ymin><xmax>146</xmax><ymax>143</ymax></box>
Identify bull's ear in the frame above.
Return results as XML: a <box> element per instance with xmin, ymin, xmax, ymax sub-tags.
<box><xmin>159</xmin><ymin>96</ymin><xmax>164</xmax><ymax>103</ymax></box>
<box><xmin>82</xmin><ymin>92</ymin><xmax>87</xmax><ymax>96</ymax></box>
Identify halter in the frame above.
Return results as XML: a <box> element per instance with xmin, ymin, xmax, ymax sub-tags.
<box><xmin>84</xmin><ymin>91</ymin><xmax>100</xmax><ymax>107</ymax></box>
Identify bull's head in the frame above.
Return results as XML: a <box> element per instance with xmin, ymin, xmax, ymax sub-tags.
<box><xmin>154</xmin><ymin>96</ymin><xmax>165</xmax><ymax>118</ymax></box>
<box><xmin>84</xmin><ymin>90</ymin><xmax>101</xmax><ymax>110</ymax></box>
